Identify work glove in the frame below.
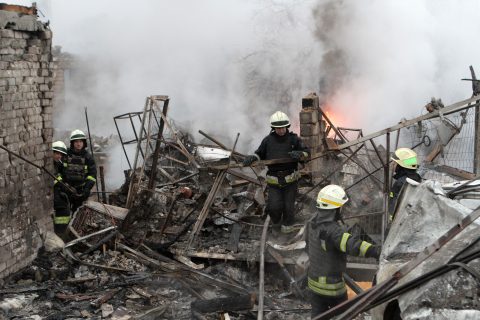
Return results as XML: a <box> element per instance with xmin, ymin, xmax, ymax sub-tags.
<box><xmin>289</xmin><ymin>151</ymin><xmax>307</xmax><ymax>160</ymax></box>
<box><xmin>366</xmin><ymin>245</ymin><xmax>381</xmax><ymax>260</ymax></box>
<box><xmin>82</xmin><ymin>188</ymin><xmax>91</xmax><ymax>201</ymax></box>
<box><xmin>82</xmin><ymin>180</ymin><xmax>94</xmax><ymax>200</ymax></box>
<box><xmin>243</xmin><ymin>155</ymin><xmax>258</xmax><ymax>166</ymax></box>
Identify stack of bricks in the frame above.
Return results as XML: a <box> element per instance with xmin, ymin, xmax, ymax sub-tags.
<box><xmin>299</xmin><ymin>92</ymin><xmax>326</xmax><ymax>183</ymax></box>
<box><xmin>0</xmin><ymin>6</ymin><xmax>54</xmax><ymax>279</ymax></box>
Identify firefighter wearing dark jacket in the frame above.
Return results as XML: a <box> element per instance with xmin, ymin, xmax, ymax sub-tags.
<box><xmin>64</xmin><ymin>129</ymin><xmax>97</xmax><ymax>213</ymax></box>
<box><xmin>52</xmin><ymin>141</ymin><xmax>70</xmax><ymax>238</ymax></box>
<box><xmin>307</xmin><ymin>185</ymin><xmax>380</xmax><ymax>318</ymax></box>
<box><xmin>243</xmin><ymin>111</ymin><xmax>309</xmax><ymax>233</ymax></box>
<box><xmin>389</xmin><ymin>148</ymin><xmax>421</xmax><ymax>220</ymax></box>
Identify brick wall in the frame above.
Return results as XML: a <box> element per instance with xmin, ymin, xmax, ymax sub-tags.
<box><xmin>0</xmin><ymin>8</ymin><xmax>54</xmax><ymax>279</ymax></box>
<box><xmin>299</xmin><ymin>92</ymin><xmax>325</xmax><ymax>183</ymax></box>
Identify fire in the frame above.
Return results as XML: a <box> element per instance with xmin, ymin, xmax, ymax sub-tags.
<box><xmin>324</xmin><ymin>108</ymin><xmax>343</xmax><ymax>127</ymax></box>
<box><xmin>323</xmin><ymin>106</ymin><xmax>345</xmax><ymax>138</ymax></box>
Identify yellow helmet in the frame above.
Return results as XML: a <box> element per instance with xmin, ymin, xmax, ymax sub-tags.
<box><xmin>270</xmin><ymin>111</ymin><xmax>290</xmax><ymax>128</ymax></box>
<box><xmin>391</xmin><ymin>148</ymin><xmax>418</xmax><ymax>169</ymax></box>
<box><xmin>52</xmin><ymin>141</ymin><xmax>67</xmax><ymax>155</ymax></box>
<box><xmin>316</xmin><ymin>184</ymin><xmax>348</xmax><ymax>210</ymax></box>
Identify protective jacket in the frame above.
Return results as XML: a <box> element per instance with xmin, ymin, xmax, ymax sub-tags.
<box><xmin>307</xmin><ymin>209</ymin><xmax>379</xmax><ymax>297</ymax></box>
<box><xmin>64</xmin><ymin>148</ymin><xmax>97</xmax><ymax>192</ymax></box>
<box><xmin>254</xmin><ymin>131</ymin><xmax>308</xmax><ymax>186</ymax></box>
<box><xmin>389</xmin><ymin>166</ymin><xmax>421</xmax><ymax>216</ymax></box>
<box><xmin>390</xmin><ymin>166</ymin><xmax>421</xmax><ymax>197</ymax></box>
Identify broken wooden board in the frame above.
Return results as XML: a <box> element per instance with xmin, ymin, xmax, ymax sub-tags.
<box><xmin>325</xmin><ymin>137</ymin><xmax>339</xmax><ymax>150</ymax></box>
<box><xmin>84</xmin><ymin>201</ymin><xmax>128</xmax><ymax>220</ymax></box>
<box><xmin>170</xmin><ymin>248</ymin><xmax>297</xmax><ymax>265</ymax></box>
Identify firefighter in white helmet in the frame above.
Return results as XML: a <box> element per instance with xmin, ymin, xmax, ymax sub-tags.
<box><xmin>52</xmin><ymin>141</ymin><xmax>71</xmax><ymax>238</ymax></box>
<box><xmin>307</xmin><ymin>185</ymin><xmax>380</xmax><ymax>317</ymax></box>
<box><xmin>243</xmin><ymin>111</ymin><xmax>309</xmax><ymax>234</ymax></box>
<box><xmin>389</xmin><ymin>147</ymin><xmax>421</xmax><ymax>219</ymax></box>
<box><xmin>63</xmin><ymin>130</ymin><xmax>97</xmax><ymax>213</ymax></box>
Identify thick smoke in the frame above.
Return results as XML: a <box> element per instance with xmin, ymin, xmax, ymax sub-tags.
<box><xmin>7</xmin><ymin>0</ymin><xmax>480</xmax><ymax>187</ymax></box>
<box><xmin>311</xmin><ymin>0</ymin><xmax>480</xmax><ymax>130</ymax></box>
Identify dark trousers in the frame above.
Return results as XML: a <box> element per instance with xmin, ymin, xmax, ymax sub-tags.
<box><xmin>54</xmin><ymin>189</ymin><xmax>71</xmax><ymax>238</ymax></box>
<box><xmin>69</xmin><ymin>185</ymin><xmax>88</xmax><ymax>213</ymax></box>
<box><xmin>310</xmin><ymin>291</ymin><xmax>348</xmax><ymax>318</ymax></box>
<box><xmin>266</xmin><ymin>181</ymin><xmax>297</xmax><ymax>226</ymax></box>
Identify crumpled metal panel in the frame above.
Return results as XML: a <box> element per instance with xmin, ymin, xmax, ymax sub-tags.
<box><xmin>372</xmin><ymin>180</ymin><xmax>480</xmax><ymax>320</ymax></box>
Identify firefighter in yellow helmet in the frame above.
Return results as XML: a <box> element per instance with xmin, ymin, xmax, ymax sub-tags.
<box><xmin>389</xmin><ymin>148</ymin><xmax>421</xmax><ymax>219</ymax></box>
<box><xmin>52</xmin><ymin>141</ymin><xmax>70</xmax><ymax>238</ymax></box>
<box><xmin>307</xmin><ymin>185</ymin><xmax>380</xmax><ymax>317</ymax></box>
<box><xmin>243</xmin><ymin>111</ymin><xmax>309</xmax><ymax>233</ymax></box>
<box><xmin>64</xmin><ymin>130</ymin><xmax>97</xmax><ymax>213</ymax></box>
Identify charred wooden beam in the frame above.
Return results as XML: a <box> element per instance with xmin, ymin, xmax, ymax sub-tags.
<box><xmin>187</xmin><ymin>133</ymin><xmax>240</xmax><ymax>249</ymax></box>
<box><xmin>191</xmin><ymin>293</ymin><xmax>256</xmax><ymax>314</ymax></box>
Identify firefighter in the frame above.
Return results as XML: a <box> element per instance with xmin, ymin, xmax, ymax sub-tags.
<box><xmin>243</xmin><ymin>111</ymin><xmax>309</xmax><ymax>234</ymax></box>
<box><xmin>64</xmin><ymin>130</ymin><xmax>97</xmax><ymax>213</ymax></box>
<box><xmin>307</xmin><ymin>185</ymin><xmax>380</xmax><ymax>317</ymax></box>
<box><xmin>52</xmin><ymin>141</ymin><xmax>70</xmax><ymax>238</ymax></box>
<box><xmin>389</xmin><ymin>147</ymin><xmax>421</xmax><ymax>219</ymax></box>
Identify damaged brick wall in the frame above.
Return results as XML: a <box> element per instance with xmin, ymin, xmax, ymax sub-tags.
<box><xmin>0</xmin><ymin>7</ymin><xmax>54</xmax><ymax>279</ymax></box>
<box><xmin>300</xmin><ymin>92</ymin><xmax>325</xmax><ymax>183</ymax></box>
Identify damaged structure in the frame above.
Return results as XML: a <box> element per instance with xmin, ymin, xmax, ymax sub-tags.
<box><xmin>1</xmin><ymin>3</ymin><xmax>480</xmax><ymax>320</ymax></box>
<box><xmin>0</xmin><ymin>4</ymin><xmax>54</xmax><ymax>279</ymax></box>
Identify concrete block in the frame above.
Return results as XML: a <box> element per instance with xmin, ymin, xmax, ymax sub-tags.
<box><xmin>11</xmin><ymin>39</ymin><xmax>27</xmax><ymax>49</ymax></box>
<box><xmin>39</xmin><ymin>30</ymin><xmax>52</xmax><ymax>40</ymax></box>
<box><xmin>302</xmin><ymin>92</ymin><xmax>319</xmax><ymax>109</ymax></box>
<box><xmin>13</xmin><ymin>31</ymin><xmax>24</xmax><ymax>39</ymax></box>
<box><xmin>299</xmin><ymin>108</ymin><xmax>319</xmax><ymax>124</ymax></box>
<box><xmin>0</xmin><ymin>29</ymin><xmax>14</xmax><ymax>38</ymax></box>
<box><xmin>22</xmin><ymin>53</ymin><xmax>38</xmax><ymax>62</ymax></box>
<box><xmin>0</xmin><ymin>47</ymin><xmax>15</xmax><ymax>55</ymax></box>
<box><xmin>27</xmin><ymin>39</ymin><xmax>42</xmax><ymax>47</ymax></box>
<box><xmin>300</xmin><ymin>122</ymin><xmax>320</xmax><ymax>136</ymax></box>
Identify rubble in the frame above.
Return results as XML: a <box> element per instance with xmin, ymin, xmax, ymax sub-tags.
<box><xmin>3</xmin><ymin>91</ymin><xmax>480</xmax><ymax>319</ymax></box>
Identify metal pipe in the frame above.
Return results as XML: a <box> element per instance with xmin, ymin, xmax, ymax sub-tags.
<box><xmin>99</xmin><ymin>165</ymin><xmax>107</xmax><ymax>203</ymax></box>
<box><xmin>85</xmin><ymin>107</ymin><xmax>100</xmax><ymax>202</ymax></box>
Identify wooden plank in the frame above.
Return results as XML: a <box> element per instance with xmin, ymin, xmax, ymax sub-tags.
<box><xmin>227</xmin><ymin>168</ymin><xmax>262</xmax><ymax>186</ymax></box>
<box><xmin>431</xmin><ymin>164</ymin><xmax>476</xmax><ymax>180</ymax></box>
<box><xmin>83</xmin><ymin>201</ymin><xmax>128</xmax><ymax>220</ymax></box>
<box><xmin>325</xmin><ymin>138</ymin><xmax>339</xmax><ymax>150</ymax></box>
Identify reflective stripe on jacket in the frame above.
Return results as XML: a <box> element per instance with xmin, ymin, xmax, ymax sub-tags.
<box><xmin>307</xmin><ymin>211</ymin><xmax>379</xmax><ymax>297</ymax></box>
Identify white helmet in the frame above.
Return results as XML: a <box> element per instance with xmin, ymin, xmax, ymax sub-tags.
<box><xmin>391</xmin><ymin>148</ymin><xmax>418</xmax><ymax>170</ymax></box>
<box><xmin>70</xmin><ymin>129</ymin><xmax>87</xmax><ymax>141</ymax></box>
<box><xmin>270</xmin><ymin>111</ymin><xmax>290</xmax><ymax>128</ymax></box>
<box><xmin>52</xmin><ymin>141</ymin><xmax>67</xmax><ymax>155</ymax></box>
<box><xmin>316</xmin><ymin>184</ymin><xmax>348</xmax><ymax>210</ymax></box>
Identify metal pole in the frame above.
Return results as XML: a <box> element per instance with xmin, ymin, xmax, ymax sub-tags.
<box><xmin>99</xmin><ymin>165</ymin><xmax>107</xmax><ymax>203</ymax></box>
<box><xmin>85</xmin><ymin>107</ymin><xmax>100</xmax><ymax>202</ymax></box>
<box><xmin>382</xmin><ymin>132</ymin><xmax>390</xmax><ymax>245</ymax></box>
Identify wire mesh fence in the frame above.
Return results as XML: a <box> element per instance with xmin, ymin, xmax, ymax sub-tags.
<box><xmin>399</xmin><ymin>105</ymin><xmax>477</xmax><ymax>183</ymax></box>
